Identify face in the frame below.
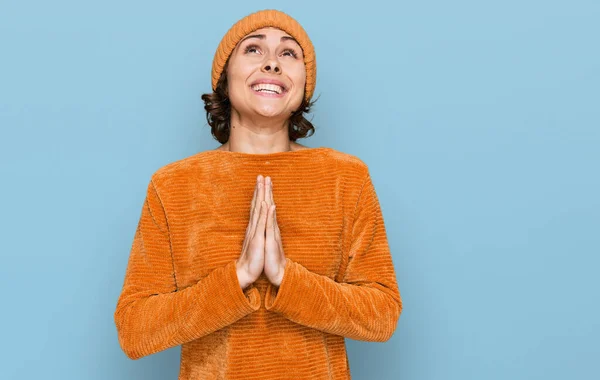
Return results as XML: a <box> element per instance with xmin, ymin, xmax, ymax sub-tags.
<box><xmin>226</xmin><ymin>27</ymin><xmax>306</xmax><ymax>121</ymax></box>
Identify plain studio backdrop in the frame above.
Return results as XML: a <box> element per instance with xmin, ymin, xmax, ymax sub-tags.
<box><xmin>0</xmin><ymin>1</ymin><xmax>598</xmax><ymax>379</ymax></box>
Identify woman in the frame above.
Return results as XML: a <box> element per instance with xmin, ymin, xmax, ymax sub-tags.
<box><xmin>114</xmin><ymin>9</ymin><xmax>402</xmax><ymax>379</ymax></box>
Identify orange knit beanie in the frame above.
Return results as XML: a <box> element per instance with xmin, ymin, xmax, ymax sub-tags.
<box><xmin>211</xmin><ymin>9</ymin><xmax>316</xmax><ymax>102</ymax></box>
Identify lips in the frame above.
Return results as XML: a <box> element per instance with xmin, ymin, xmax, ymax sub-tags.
<box><xmin>250</xmin><ymin>79</ymin><xmax>287</xmax><ymax>94</ymax></box>
<box><xmin>251</xmin><ymin>84</ymin><xmax>285</xmax><ymax>95</ymax></box>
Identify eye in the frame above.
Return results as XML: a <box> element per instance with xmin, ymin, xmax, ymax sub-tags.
<box><xmin>244</xmin><ymin>44</ymin><xmax>260</xmax><ymax>54</ymax></box>
<box><xmin>282</xmin><ymin>48</ymin><xmax>299</xmax><ymax>59</ymax></box>
<box><xmin>243</xmin><ymin>44</ymin><xmax>299</xmax><ymax>59</ymax></box>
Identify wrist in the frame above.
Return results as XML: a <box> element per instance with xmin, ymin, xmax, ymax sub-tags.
<box><xmin>235</xmin><ymin>263</ymin><xmax>252</xmax><ymax>290</ymax></box>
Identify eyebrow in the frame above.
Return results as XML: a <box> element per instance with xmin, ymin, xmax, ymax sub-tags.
<box><xmin>238</xmin><ymin>33</ymin><xmax>300</xmax><ymax>48</ymax></box>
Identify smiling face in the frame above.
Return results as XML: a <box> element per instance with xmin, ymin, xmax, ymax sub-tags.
<box><xmin>226</xmin><ymin>27</ymin><xmax>306</xmax><ymax>122</ymax></box>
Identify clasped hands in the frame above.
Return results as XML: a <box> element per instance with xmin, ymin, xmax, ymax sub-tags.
<box><xmin>235</xmin><ymin>175</ymin><xmax>286</xmax><ymax>290</ymax></box>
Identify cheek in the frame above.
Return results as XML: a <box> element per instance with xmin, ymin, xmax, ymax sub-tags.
<box><xmin>227</xmin><ymin>69</ymin><xmax>245</xmax><ymax>88</ymax></box>
<box><xmin>292</xmin><ymin>77</ymin><xmax>306</xmax><ymax>101</ymax></box>
<box><xmin>227</xmin><ymin>71</ymin><xmax>251</xmax><ymax>103</ymax></box>
<box><xmin>226</xmin><ymin>75</ymin><xmax>245</xmax><ymax>109</ymax></box>
<box><xmin>291</xmin><ymin>65</ymin><xmax>307</xmax><ymax>90</ymax></box>
<box><xmin>227</xmin><ymin>59</ymin><xmax>253</xmax><ymax>86</ymax></box>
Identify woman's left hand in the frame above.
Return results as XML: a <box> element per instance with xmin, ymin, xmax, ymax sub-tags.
<box><xmin>263</xmin><ymin>176</ymin><xmax>286</xmax><ymax>287</ymax></box>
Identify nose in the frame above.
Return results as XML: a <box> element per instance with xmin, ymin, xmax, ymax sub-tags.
<box><xmin>261</xmin><ymin>54</ymin><xmax>281</xmax><ymax>74</ymax></box>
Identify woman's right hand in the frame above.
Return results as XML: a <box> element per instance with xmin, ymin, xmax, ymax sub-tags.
<box><xmin>236</xmin><ymin>175</ymin><xmax>268</xmax><ymax>290</ymax></box>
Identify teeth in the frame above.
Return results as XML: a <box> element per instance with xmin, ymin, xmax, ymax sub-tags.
<box><xmin>251</xmin><ymin>83</ymin><xmax>284</xmax><ymax>94</ymax></box>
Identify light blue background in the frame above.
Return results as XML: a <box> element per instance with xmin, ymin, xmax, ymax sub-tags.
<box><xmin>1</xmin><ymin>1</ymin><xmax>598</xmax><ymax>379</ymax></box>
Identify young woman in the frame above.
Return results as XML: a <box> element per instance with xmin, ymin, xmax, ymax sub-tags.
<box><xmin>114</xmin><ymin>9</ymin><xmax>402</xmax><ymax>379</ymax></box>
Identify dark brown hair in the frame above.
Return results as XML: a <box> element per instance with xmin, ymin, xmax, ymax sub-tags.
<box><xmin>201</xmin><ymin>58</ymin><xmax>319</xmax><ymax>144</ymax></box>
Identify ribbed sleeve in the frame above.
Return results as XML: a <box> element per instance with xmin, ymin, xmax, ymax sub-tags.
<box><xmin>263</xmin><ymin>169</ymin><xmax>402</xmax><ymax>342</ymax></box>
<box><xmin>113</xmin><ymin>178</ymin><xmax>261</xmax><ymax>360</ymax></box>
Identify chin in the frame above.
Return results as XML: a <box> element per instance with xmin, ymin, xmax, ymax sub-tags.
<box><xmin>249</xmin><ymin>102</ymin><xmax>287</xmax><ymax>117</ymax></box>
<box><xmin>254</xmin><ymin>109</ymin><xmax>286</xmax><ymax>119</ymax></box>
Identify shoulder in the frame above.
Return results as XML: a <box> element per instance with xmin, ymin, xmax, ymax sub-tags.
<box><xmin>320</xmin><ymin>147</ymin><xmax>370</xmax><ymax>180</ymax></box>
<box><xmin>147</xmin><ymin>150</ymin><xmax>216</xmax><ymax>189</ymax></box>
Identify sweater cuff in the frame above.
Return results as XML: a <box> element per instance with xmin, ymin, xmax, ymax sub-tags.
<box><xmin>264</xmin><ymin>258</ymin><xmax>296</xmax><ymax>313</ymax></box>
<box><xmin>226</xmin><ymin>259</ymin><xmax>261</xmax><ymax>312</ymax></box>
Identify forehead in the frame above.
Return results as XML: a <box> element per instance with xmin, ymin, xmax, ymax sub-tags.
<box><xmin>237</xmin><ymin>27</ymin><xmax>299</xmax><ymax>46</ymax></box>
<box><xmin>233</xmin><ymin>26</ymin><xmax>301</xmax><ymax>55</ymax></box>
<box><xmin>234</xmin><ymin>26</ymin><xmax>302</xmax><ymax>52</ymax></box>
<box><xmin>247</xmin><ymin>26</ymin><xmax>289</xmax><ymax>37</ymax></box>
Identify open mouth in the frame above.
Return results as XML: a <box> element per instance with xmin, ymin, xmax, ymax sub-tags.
<box><xmin>250</xmin><ymin>83</ymin><xmax>286</xmax><ymax>95</ymax></box>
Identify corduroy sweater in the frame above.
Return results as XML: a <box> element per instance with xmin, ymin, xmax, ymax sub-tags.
<box><xmin>114</xmin><ymin>146</ymin><xmax>402</xmax><ymax>379</ymax></box>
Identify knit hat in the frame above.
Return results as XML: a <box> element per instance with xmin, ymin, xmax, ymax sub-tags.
<box><xmin>211</xmin><ymin>9</ymin><xmax>316</xmax><ymax>102</ymax></box>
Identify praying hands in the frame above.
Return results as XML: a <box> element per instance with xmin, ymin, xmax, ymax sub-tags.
<box><xmin>235</xmin><ymin>175</ymin><xmax>287</xmax><ymax>290</ymax></box>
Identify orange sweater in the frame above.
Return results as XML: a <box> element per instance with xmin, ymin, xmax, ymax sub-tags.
<box><xmin>114</xmin><ymin>147</ymin><xmax>402</xmax><ymax>379</ymax></box>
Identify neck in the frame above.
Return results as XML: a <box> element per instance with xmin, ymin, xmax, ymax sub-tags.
<box><xmin>224</xmin><ymin>118</ymin><xmax>293</xmax><ymax>154</ymax></box>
